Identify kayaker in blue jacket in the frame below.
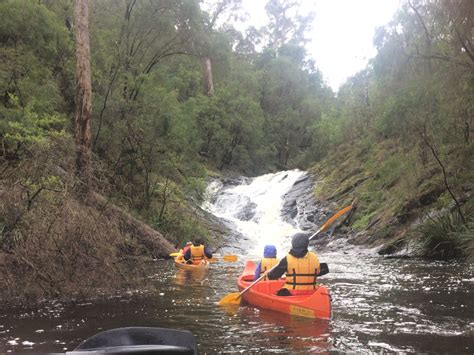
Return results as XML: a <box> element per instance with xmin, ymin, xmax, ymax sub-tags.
<box><xmin>253</xmin><ymin>245</ymin><xmax>278</xmax><ymax>281</ymax></box>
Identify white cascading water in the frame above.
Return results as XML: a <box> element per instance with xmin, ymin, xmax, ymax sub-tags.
<box><xmin>203</xmin><ymin>170</ymin><xmax>305</xmax><ymax>256</ymax></box>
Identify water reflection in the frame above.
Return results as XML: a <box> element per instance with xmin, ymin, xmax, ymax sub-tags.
<box><xmin>173</xmin><ymin>269</ymin><xmax>208</xmax><ymax>287</ymax></box>
<box><xmin>243</xmin><ymin>307</ymin><xmax>330</xmax><ymax>353</ymax></box>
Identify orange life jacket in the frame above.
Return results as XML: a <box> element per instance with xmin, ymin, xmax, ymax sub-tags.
<box><xmin>260</xmin><ymin>257</ymin><xmax>278</xmax><ymax>280</ymax></box>
<box><xmin>190</xmin><ymin>245</ymin><xmax>205</xmax><ymax>260</ymax></box>
<box><xmin>284</xmin><ymin>252</ymin><xmax>320</xmax><ymax>290</ymax></box>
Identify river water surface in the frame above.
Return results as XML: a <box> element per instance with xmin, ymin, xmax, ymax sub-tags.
<box><xmin>1</xmin><ymin>171</ymin><xmax>473</xmax><ymax>353</ymax></box>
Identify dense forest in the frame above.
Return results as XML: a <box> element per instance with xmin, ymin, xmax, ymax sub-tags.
<box><xmin>0</xmin><ymin>0</ymin><xmax>473</xmax><ymax>303</ymax></box>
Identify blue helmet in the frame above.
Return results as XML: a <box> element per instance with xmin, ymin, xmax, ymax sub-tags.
<box><xmin>263</xmin><ymin>245</ymin><xmax>277</xmax><ymax>258</ymax></box>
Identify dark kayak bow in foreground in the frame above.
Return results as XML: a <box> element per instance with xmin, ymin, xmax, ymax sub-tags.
<box><xmin>67</xmin><ymin>327</ymin><xmax>198</xmax><ymax>354</ymax></box>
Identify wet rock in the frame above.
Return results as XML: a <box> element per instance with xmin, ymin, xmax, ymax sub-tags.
<box><xmin>235</xmin><ymin>201</ymin><xmax>257</xmax><ymax>221</ymax></box>
<box><xmin>222</xmin><ymin>176</ymin><xmax>251</xmax><ymax>187</ymax></box>
<box><xmin>285</xmin><ymin>200</ymin><xmax>298</xmax><ymax>219</ymax></box>
<box><xmin>192</xmin><ymin>205</ymin><xmax>230</xmax><ymax>240</ymax></box>
<box><xmin>212</xmin><ymin>217</ymin><xmax>249</xmax><ymax>254</ymax></box>
<box><xmin>281</xmin><ymin>173</ymin><xmax>328</xmax><ymax>233</ymax></box>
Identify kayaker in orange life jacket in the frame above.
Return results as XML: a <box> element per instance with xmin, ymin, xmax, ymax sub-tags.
<box><xmin>267</xmin><ymin>233</ymin><xmax>320</xmax><ymax>296</ymax></box>
<box><xmin>253</xmin><ymin>245</ymin><xmax>278</xmax><ymax>281</ymax></box>
<box><xmin>183</xmin><ymin>239</ymin><xmax>212</xmax><ymax>262</ymax></box>
<box><xmin>181</xmin><ymin>241</ymin><xmax>192</xmax><ymax>255</ymax></box>
<box><xmin>176</xmin><ymin>241</ymin><xmax>193</xmax><ymax>261</ymax></box>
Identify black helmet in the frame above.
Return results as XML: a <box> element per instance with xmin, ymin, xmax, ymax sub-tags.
<box><xmin>194</xmin><ymin>239</ymin><xmax>204</xmax><ymax>246</ymax></box>
<box><xmin>290</xmin><ymin>233</ymin><xmax>310</xmax><ymax>257</ymax></box>
<box><xmin>291</xmin><ymin>232</ymin><xmax>309</xmax><ymax>249</ymax></box>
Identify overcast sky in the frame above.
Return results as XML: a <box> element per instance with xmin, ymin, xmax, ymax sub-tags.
<box><xmin>215</xmin><ymin>0</ymin><xmax>401</xmax><ymax>91</ymax></box>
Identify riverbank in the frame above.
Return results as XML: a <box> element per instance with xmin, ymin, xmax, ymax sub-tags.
<box><xmin>0</xmin><ymin>155</ymin><xmax>172</xmax><ymax>304</ymax></box>
<box><xmin>305</xmin><ymin>139</ymin><xmax>474</xmax><ymax>260</ymax></box>
<box><xmin>0</xmin><ymin>138</ymin><xmax>226</xmax><ymax>305</ymax></box>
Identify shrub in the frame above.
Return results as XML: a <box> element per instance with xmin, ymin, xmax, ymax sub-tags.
<box><xmin>415</xmin><ymin>209</ymin><xmax>474</xmax><ymax>260</ymax></box>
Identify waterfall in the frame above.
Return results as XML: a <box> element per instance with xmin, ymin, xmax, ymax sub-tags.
<box><xmin>203</xmin><ymin>170</ymin><xmax>306</xmax><ymax>256</ymax></box>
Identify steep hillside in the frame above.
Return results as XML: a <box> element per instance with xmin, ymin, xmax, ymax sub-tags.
<box><xmin>310</xmin><ymin>139</ymin><xmax>474</xmax><ymax>260</ymax></box>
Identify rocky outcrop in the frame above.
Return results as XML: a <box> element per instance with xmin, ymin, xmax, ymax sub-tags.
<box><xmin>281</xmin><ymin>173</ymin><xmax>334</xmax><ymax>233</ymax></box>
<box><xmin>236</xmin><ymin>200</ymin><xmax>257</xmax><ymax>221</ymax></box>
<box><xmin>222</xmin><ymin>176</ymin><xmax>251</xmax><ymax>187</ymax></box>
<box><xmin>280</xmin><ymin>173</ymin><xmax>403</xmax><ymax>255</ymax></box>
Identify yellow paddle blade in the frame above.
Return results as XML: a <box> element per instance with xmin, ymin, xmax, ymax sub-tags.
<box><xmin>319</xmin><ymin>204</ymin><xmax>353</xmax><ymax>233</ymax></box>
<box><xmin>208</xmin><ymin>255</ymin><xmax>238</xmax><ymax>262</ymax></box>
<box><xmin>218</xmin><ymin>292</ymin><xmax>242</xmax><ymax>305</ymax></box>
<box><xmin>169</xmin><ymin>252</ymin><xmax>180</xmax><ymax>257</ymax></box>
<box><xmin>222</xmin><ymin>255</ymin><xmax>238</xmax><ymax>262</ymax></box>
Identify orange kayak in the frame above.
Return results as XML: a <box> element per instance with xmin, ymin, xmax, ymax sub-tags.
<box><xmin>174</xmin><ymin>258</ymin><xmax>209</xmax><ymax>271</ymax></box>
<box><xmin>237</xmin><ymin>261</ymin><xmax>331</xmax><ymax>320</ymax></box>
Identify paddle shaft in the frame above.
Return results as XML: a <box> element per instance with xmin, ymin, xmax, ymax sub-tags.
<box><xmin>236</xmin><ymin>263</ymin><xmax>279</xmax><ymax>299</ymax></box>
<box><xmin>170</xmin><ymin>252</ymin><xmax>237</xmax><ymax>260</ymax></box>
<box><xmin>309</xmin><ymin>227</ymin><xmax>324</xmax><ymax>241</ymax></box>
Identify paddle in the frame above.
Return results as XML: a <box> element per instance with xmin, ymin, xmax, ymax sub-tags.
<box><xmin>309</xmin><ymin>204</ymin><xmax>353</xmax><ymax>240</ymax></box>
<box><xmin>218</xmin><ymin>204</ymin><xmax>352</xmax><ymax>306</ymax></box>
<box><xmin>209</xmin><ymin>255</ymin><xmax>238</xmax><ymax>262</ymax></box>
<box><xmin>169</xmin><ymin>252</ymin><xmax>238</xmax><ymax>262</ymax></box>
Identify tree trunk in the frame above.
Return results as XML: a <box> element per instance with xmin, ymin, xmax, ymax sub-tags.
<box><xmin>421</xmin><ymin>129</ymin><xmax>466</xmax><ymax>224</ymax></box>
<box><xmin>74</xmin><ymin>0</ymin><xmax>93</xmax><ymax>192</ymax></box>
<box><xmin>202</xmin><ymin>57</ymin><xmax>214</xmax><ymax>97</ymax></box>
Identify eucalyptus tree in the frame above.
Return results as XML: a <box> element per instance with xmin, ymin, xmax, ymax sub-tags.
<box><xmin>196</xmin><ymin>0</ymin><xmax>243</xmax><ymax>96</ymax></box>
<box><xmin>74</xmin><ymin>0</ymin><xmax>93</xmax><ymax>192</ymax></box>
<box><xmin>193</xmin><ymin>63</ymin><xmax>267</xmax><ymax>172</ymax></box>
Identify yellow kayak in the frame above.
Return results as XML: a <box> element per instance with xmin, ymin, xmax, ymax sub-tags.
<box><xmin>174</xmin><ymin>258</ymin><xmax>209</xmax><ymax>271</ymax></box>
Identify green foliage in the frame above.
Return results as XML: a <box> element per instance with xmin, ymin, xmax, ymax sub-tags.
<box><xmin>194</xmin><ymin>86</ymin><xmax>266</xmax><ymax>172</ymax></box>
<box><xmin>0</xmin><ymin>1</ymin><xmax>71</xmax><ymax>162</ymax></box>
<box><xmin>353</xmin><ymin>211</ymin><xmax>377</xmax><ymax>232</ymax></box>
<box><xmin>415</xmin><ymin>210</ymin><xmax>474</xmax><ymax>260</ymax></box>
<box><xmin>307</xmin><ymin>0</ymin><xmax>474</xmax><ymax>259</ymax></box>
<box><xmin>151</xmin><ymin>207</ymin><xmax>209</xmax><ymax>247</ymax></box>
<box><xmin>457</xmin><ymin>220</ymin><xmax>474</xmax><ymax>263</ymax></box>
<box><xmin>0</xmin><ymin>0</ymin><xmax>70</xmax><ymax>60</ymax></box>
<box><xmin>2</xmin><ymin>96</ymin><xmax>67</xmax><ymax>146</ymax></box>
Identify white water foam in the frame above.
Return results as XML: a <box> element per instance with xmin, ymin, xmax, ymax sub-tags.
<box><xmin>203</xmin><ymin>170</ymin><xmax>305</xmax><ymax>256</ymax></box>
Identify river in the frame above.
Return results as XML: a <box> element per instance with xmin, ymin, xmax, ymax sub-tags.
<box><xmin>1</xmin><ymin>170</ymin><xmax>473</xmax><ymax>353</ymax></box>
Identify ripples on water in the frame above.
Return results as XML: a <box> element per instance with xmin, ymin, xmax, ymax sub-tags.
<box><xmin>1</xmin><ymin>247</ymin><xmax>473</xmax><ymax>353</ymax></box>
<box><xmin>324</xmin><ymin>243</ymin><xmax>474</xmax><ymax>353</ymax></box>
